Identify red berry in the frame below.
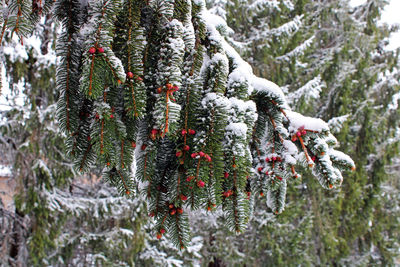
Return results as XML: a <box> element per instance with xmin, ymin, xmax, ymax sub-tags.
<box><xmin>197</xmin><ymin>180</ymin><xmax>205</xmax><ymax>188</ymax></box>
<box><xmin>106</xmin><ymin>162</ymin><xmax>111</xmax><ymax>166</ymax></box>
<box><xmin>258</xmin><ymin>167</ymin><xmax>263</xmax><ymax>172</ymax></box>
<box><xmin>170</xmin><ymin>209</ymin><xmax>176</xmax><ymax>215</ymax></box>
<box><xmin>329</xmin><ymin>184</ymin><xmax>333</xmax><ymax>189</ymax></box>
<box><xmin>141</xmin><ymin>144</ymin><xmax>147</xmax><ymax>150</ymax></box>
<box><xmin>95</xmin><ymin>113</ymin><xmax>100</xmax><ymax>120</ymax></box>
<box><xmin>160</xmin><ymin>228</ymin><xmax>166</xmax><ymax>234</ymax></box>
<box><xmin>189</xmin><ymin>129</ymin><xmax>196</xmax><ymax>135</ymax></box>
<box><xmin>166</xmin><ymin>83</ymin><xmax>173</xmax><ymax>90</ymax></box>
<box><xmin>272</xmin><ymin>157</ymin><xmax>277</xmax><ymax>161</ymax></box>
<box><xmin>277</xmin><ymin>176</ymin><xmax>283</xmax><ymax>181</ymax></box>
<box><xmin>265</xmin><ymin>171</ymin><xmax>269</xmax><ymax>175</ymax></box>
<box><xmin>180</xmin><ymin>194</ymin><xmax>187</xmax><ymax>201</ymax></box>
<box><xmin>190</xmin><ymin>153</ymin><xmax>197</xmax><ymax>158</ymax></box>
<box><xmin>296</xmin><ymin>131</ymin><xmax>302</xmax><ymax>137</ymax></box>
<box><xmin>127</xmin><ymin>72</ymin><xmax>134</xmax><ymax>79</ymax></box>
<box><xmin>312</xmin><ymin>156</ymin><xmax>316</xmax><ymax>162</ymax></box>
<box><xmin>157</xmin><ymin>233</ymin><xmax>162</xmax><ymax>239</ymax></box>
<box><xmin>247</xmin><ymin>192</ymin><xmax>251</xmax><ymax>197</ymax></box>
<box><xmin>169</xmin><ymin>204</ymin><xmax>174</xmax><ymax>209</ymax></box>
<box><xmin>149</xmin><ymin>212</ymin><xmax>155</xmax><ymax>217</ymax></box>
<box><xmin>89</xmin><ymin>47</ymin><xmax>96</xmax><ymax>54</ymax></box>
<box><xmin>186</xmin><ymin>176</ymin><xmax>194</xmax><ymax>182</ymax></box>
<box><xmin>302</xmin><ymin>130</ymin><xmax>307</xmax><ymax>135</ymax></box>
<box><xmin>199</xmin><ymin>151</ymin><xmax>205</xmax><ymax>157</ymax></box>
<box><xmin>207</xmin><ymin>206</ymin><xmax>212</xmax><ymax>211</ymax></box>
<box><xmin>205</xmin><ymin>155</ymin><xmax>212</xmax><ymax>162</ymax></box>
<box><xmin>110</xmin><ymin>114</ymin><xmax>114</xmax><ymax>119</ymax></box>
<box><xmin>224</xmin><ymin>172</ymin><xmax>229</xmax><ymax>178</ymax></box>
<box><xmin>176</xmin><ymin>150</ymin><xmax>182</xmax><ymax>157</ymax></box>
<box><xmin>131</xmin><ymin>142</ymin><xmax>136</xmax><ymax>148</ymax></box>
<box><xmin>183</xmin><ymin>145</ymin><xmax>190</xmax><ymax>151</ymax></box>
<box><xmin>87</xmin><ymin>136</ymin><xmax>91</xmax><ymax>141</ymax></box>
<box><xmin>265</xmin><ymin>157</ymin><xmax>270</xmax><ymax>162</ymax></box>
<box><xmin>157</xmin><ymin>87</ymin><xmax>162</xmax><ymax>94</ymax></box>
<box><xmin>181</xmin><ymin>129</ymin><xmax>187</xmax><ymax>136</ymax></box>
<box><xmin>173</xmin><ymin>85</ymin><xmax>179</xmax><ymax>91</ymax></box>
<box><xmin>97</xmin><ymin>47</ymin><xmax>104</xmax><ymax>53</ymax></box>
<box><xmin>291</xmin><ymin>136</ymin><xmax>297</xmax><ymax>142</ymax></box>
<box><xmin>136</xmin><ymin>76</ymin><xmax>143</xmax><ymax>82</ymax></box>
<box><xmin>126</xmin><ymin>190</ymin><xmax>130</xmax><ymax>195</ymax></box>
<box><xmin>260</xmin><ymin>192</ymin><xmax>264</xmax><ymax>197</ymax></box>
<box><xmin>177</xmin><ymin>208</ymin><xmax>183</xmax><ymax>214</ymax></box>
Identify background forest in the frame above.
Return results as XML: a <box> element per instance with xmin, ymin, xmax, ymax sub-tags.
<box><xmin>0</xmin><ymin>0</ymin><xmax>399</xmax><ymax>266</ymax></box>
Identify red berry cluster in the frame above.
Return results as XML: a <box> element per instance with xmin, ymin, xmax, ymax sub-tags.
<box><xmin>291</xmin><ymin>126</ymin><xmax>307</xmax><ymax>142</ymax></box>
<box><xmin>88</xmin><ymin>46</ymin><xmax>104</xmax><ymax>54</ymax></box>
<box><xmin>223</xmin><ymin>189</ymin><xmax>233</xmax><ymax>198</ymax></box>
<box><xmin>126</xmin><ymin>71</ymin><xmax>143</xmax><ymax>82</ymax></box>
<box><xmin>181</xmin><ymin>128</ymin><xmax>196</xmax><ymax>135</ymax></box>
<box><xmin>156</xmin><ymin>83</ymin><xmax>179</xmax><ymax>94</ymax></box>
<box><xmin>197</xmin><ymin>180</ymin><xmax>205</xmax><ymax>188</ymax></box>
<box><xmin>265</xmin><ymin>156</ymin><xmax>282</xmax><ymax>163</ymax></box>
<box><xmin>150</xmin><ymin>128</ymin><xmax>159</xmax><ymax>140</ymax></box>
<box><xmin>186</xmin><ymin>175</ymin><xmax>194</xmax><ymax>182</ymax></box>
<box><xmin>191</xmin><ymin>151</ymin><xmax>211</xmax><ymax>162</ymax></box>
<box><xmin>157</xmin><ymin>228</ymin><xmax>166</xmax><ymax>239</ymax></box>
<box><xmin>167</xmin><ymin>203</ymin><xmax>183</xmax><ymax>216</ymax></box>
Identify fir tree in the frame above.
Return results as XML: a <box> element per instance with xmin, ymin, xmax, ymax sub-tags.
<box><xmin>0</xmin><ymin>0</ymin><xmax>355</xmax><ymax>250</ymax></box>
<box><xmin>200</xmin><ymin>0</ymin><xmax>400</xmax><ymax>265</ymax></box>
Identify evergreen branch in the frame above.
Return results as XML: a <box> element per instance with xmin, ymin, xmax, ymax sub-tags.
<box><xmin>0</xmin><ymin>18</ymin><xmax>8</xmax><ymax>47</ymax></box>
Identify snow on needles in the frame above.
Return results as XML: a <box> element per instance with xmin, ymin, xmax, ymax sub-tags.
<box><xmin>203</xmin><ymin>11</ymin><xmax>289</xmax><ymax>108</ymax></box>
<box><xmin>286</xmin><ymin>110</ymin><xmax>330</xmax><ymax>133</ymax></box>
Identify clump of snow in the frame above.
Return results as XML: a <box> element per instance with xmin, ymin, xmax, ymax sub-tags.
<box><xmin>226</xmin><ymin>122</ymin><xmax>248</xmax><ymax>138</ymax></box>
<box><xmin>286</xmin><ymin>110</ymin><xmax>329</xmax><ymax>133</ymax></box>
<box><xmin>0</xmin><ymin>165</ymin><xmax>12</xmax><ymax>177</ymax></box>
<box><xmin>202</xmin><ymin>10</ymin><xmax>234</xmax><ymax>35</ymax></box>
<box><xmin>251</xmin><ymin>76</ymin><xmax>288</xmax><ymax>108</ymax></box>
<box><xmin>201</xmin><ymin>92</ymin><xmax>231</xmax><ymax>109</ymax></box>
<box><xmin>328</xmin><ymin>149</ymin><xmax>355</xmax><ymax>167</ymax></box>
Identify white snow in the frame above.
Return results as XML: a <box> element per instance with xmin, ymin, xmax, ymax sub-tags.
<box><xmin>328</xmin><ymin>115</ymin><xmax>350</xmax><ymax>133</ymax></box>
<box><xmin>226</xmin><ymin>122</ymin><xmax>248</xmax><ymax>138</ymax></box>
<box><xmin>288</xmin><ymin>75</ymin><xmax>324</xmax><ymax>104</ymax></box>
<box><xmin>286</xmin><ymin>110</ymin><xmax>329</xmax><ymax>133</ymax></box>
<box><xmin>0</xmin><ymin>165</ymin><xmax>12</xmax><ymax>176</ymax></box>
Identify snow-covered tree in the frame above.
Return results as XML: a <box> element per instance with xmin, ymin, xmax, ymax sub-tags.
<box><xmin>199</xmin><ymin>0</ymin><xmax>400</xmax><ymax>265</ymax></box>
<box><xmin>1</xmin><ymin>0</ymin><xmax>355</xmax><ymax>259</ymax></box>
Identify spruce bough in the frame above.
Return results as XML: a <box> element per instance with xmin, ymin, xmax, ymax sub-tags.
<box><xmin>0</xmin><ymin>0</ymin><xmax>355</xmax><ymax>248</ymax></box>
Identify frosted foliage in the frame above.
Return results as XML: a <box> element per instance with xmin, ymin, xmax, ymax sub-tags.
<box><xmin>270</xmin><ymin>15</ymin><xmax>303</xmax><ymax>37</ymax></box>
<box><xmin>328</xmin><ymin>115</ymin><xmax>350</xmax><ymax>133</ymax></box>
<box><xmin>44</xmin><ymin>188</ymin><xmax>142</xmax><ymax>218</ymax></box>
<box><xmin>277</xmin><ymin>36</ymin><xmax>315</xmax><ymax>61</ymax></box>
<box><xmin>288</xmin><ymin>75</ymin><xmax>325</xmax><ymax>105</ymax></box>
<box><xmin>250</xmin><ymin>0</ymin><xmax>281</xmax><ymax>11</ymax></box>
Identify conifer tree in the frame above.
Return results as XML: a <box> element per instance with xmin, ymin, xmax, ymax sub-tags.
<box><xmin>200</xmin><ymin>0</ymin><xmax>400</xmax><ymax>265</ymax></box>
<box><xmin>0</xmin><ymin>0</ymin><xmax>355</xmax><ymax>249</ymax></box>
